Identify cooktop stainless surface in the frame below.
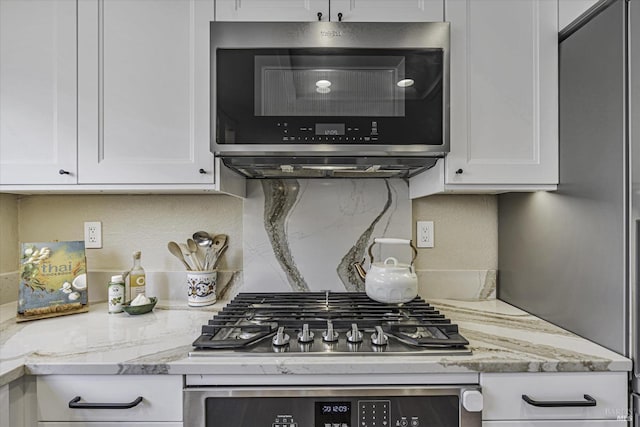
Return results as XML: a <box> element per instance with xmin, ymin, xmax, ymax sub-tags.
<box><xmin>189</xmin><ymin>292</ymin><xmax>471</xmax><ymax>356</ymax></box>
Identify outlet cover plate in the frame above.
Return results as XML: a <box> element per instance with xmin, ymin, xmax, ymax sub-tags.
<box><xmin>84</xmin><ymin>221</ymin><xmax>102</xmax><ymax>249</ymax></box>
<box><xmin>417</xmin><ymin>220</ymin><xmax>434</xmax><ymax>248</ymax></box>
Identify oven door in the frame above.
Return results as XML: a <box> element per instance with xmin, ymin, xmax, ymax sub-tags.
<box><xmin>211</xmin><ymin>22</ymin><xmax>450</xmax><ymax>157</ymax></box>
<box><xmin>183</xmin><ymin>386</ymin><xmax>482</xmax><ymax>427</ymax></box>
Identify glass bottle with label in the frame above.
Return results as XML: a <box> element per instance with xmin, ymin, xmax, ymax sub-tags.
<box><xmin>129</xmin><ymin>251</ymin><xmax>146</xmax><ymax>300</ymax></box>
<box><xmin>108</xmin><ymin>275</ymin><xmax>126</xmax><ymax>313</ymax></box>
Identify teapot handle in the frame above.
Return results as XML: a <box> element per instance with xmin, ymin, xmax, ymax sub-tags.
<box><xmin>374</xmin><ymin>238</ymin><xmax>410</xmax><ymax>245</ymax></box>
<box><xmin>367</xmin><ymin>238</ymin><xmax>418</xmax><ymax>266</ymax></box>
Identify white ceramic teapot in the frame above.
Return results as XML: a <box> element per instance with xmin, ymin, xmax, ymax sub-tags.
<box><xmin>352</xmin><ymin>238</ymin><xmax>418</xmax><ymax>304</ymax></box>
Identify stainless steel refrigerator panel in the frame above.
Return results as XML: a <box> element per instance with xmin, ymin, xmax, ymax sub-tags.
<box><xmin>498</xmin><ymin>0</ymin><xmax>627</xmax><ymax>354</ymax></box>
<box><xmin>631</xmin><ymin>0</ymin><xmax>640</xmax><ymax>392</ymax></box>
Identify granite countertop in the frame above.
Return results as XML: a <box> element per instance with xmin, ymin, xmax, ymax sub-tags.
<box><xmin>0</xmin><ymin>298</ymin><xmax>631</xmax><ymax>387</ymax></box>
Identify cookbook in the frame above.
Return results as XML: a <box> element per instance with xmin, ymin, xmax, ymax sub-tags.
<box><xmin>17</xmin><ymin>241</ymin><xmax>89</xmax><ymax>322</ymax></box>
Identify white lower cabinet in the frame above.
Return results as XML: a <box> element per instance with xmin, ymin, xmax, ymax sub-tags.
<box><xmin>39</xmin><ymin>424</ymin><xmax>182</xmax><ymax>427</ymax></box>
<box><xmin>484</xmin><ymin>422</ymin><xmax>627</xmax><ymax>426</ymax></box>
<box><xmin>36</xmin><ymin>375</ymin><xmax>182</xmax><ymax>425</ymax></box>
<box><xmin>481</xmin><ymin>372</ymin><xmax>628</xmax><ymax>425</ymax></box>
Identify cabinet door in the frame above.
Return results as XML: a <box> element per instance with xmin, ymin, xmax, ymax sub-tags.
<box><xmin>481</xmin><ymin>372</ymin><xmax>627</xmax><ymax>421</ymax></box>
<box><xmin>39</xmin><ymin>423</ymin><xmax>182</xmax><ymax>426</ymax></box>
<box><xmin>444</xmin><ymin>0</ymin><xmax>558</xmax><ymax>185</ymax></box>
<box><xmin>77</xmin><ymin>0</ymin><xmax>214</xmax><ymax>184</ymax></box>
<box><xmin>0</xmin><ymin>0</ymin><xmax>77</xmax><ymax>185</ymax></box>
<box><xmin>483</xmin><ymin>422</ymin><xmax>627</xmax><ymax>426</ymax></box>
<box><xmin>37</xmin><ymin>375</ymin><xmax>182</xmax><ymax>422</ymax></box>
<box><xmin>38</xmin><ymin>421</ymin><xmax>183</xmax><ymax>427</ymax></box>
<box><xmin>215</xmin><ymin>0</ymin><xmax>329</xmax><ymax>21</ymax></box>
<box><xmin>330</xmin><ymin>0</ymin><xmax>443</xmax><ymax>22</ymax></box>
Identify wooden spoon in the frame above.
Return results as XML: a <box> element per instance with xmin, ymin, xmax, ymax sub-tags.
<box><xmin>210</xmin><ymin>234</ymin><xmax>228</xmax><ymax>269</ymax></box>
<box><xmin>167</xmin><ymin>241</ymin><xmax>192</xmax><ymax>271</ymax></box>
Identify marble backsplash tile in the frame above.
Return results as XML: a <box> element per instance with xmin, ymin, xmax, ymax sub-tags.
<box><xmin>243</xmin><ymin>179</ymin><xmax>412</xmax><ymax>293</ymax></box>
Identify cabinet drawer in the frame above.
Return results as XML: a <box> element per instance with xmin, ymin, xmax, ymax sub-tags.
<box><xmin>37</xmin><ymin>375</ymin><xmax>182</xmax><ymax>422</ymax></box>
<box><xmin>484</xmin><ymin>421</ymin><xmax>627</xmax><ymax>426</ymax></box>
<box><xmin>481</xmin><ymin>372</ymin><xmax>627</xmax><ymax>420</ymax></box>
<box><xmin>39</xmin><ymin>423</ymin><xmax>182</xmax><ymax>426</ymax></box>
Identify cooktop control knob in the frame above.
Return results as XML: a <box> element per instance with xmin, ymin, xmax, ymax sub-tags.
<box><xmin>346</xmin><ymin>323</ymin><xmax>363</xmax><ymax>343</ymax></box>
<box><xmin>297</xmin><ymin>323</ymin><xmax>315</xmax><ymax>343</ymax></box>
<box><xmin>371</xmin><ymin>326</ymin><xmax>388</xmax><ymax>346</ymax></box>
<box><xmin>461</xmin><ymin>390</ymin><xmax>483</xmax><ymax>412</ymax></box>
<box><xmin>272</xmin><ymin>326</ymin><xmax>290</xmax><ymax>347</ymax></box>
<box><xmin>322</xmin><ymin>320</ymin><xmax>339</xmax><ymax>342</ymax></box>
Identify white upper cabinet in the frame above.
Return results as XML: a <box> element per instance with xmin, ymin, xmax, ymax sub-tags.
<box><xmin>215</xmin><ymin>0</ymin><xmax>442</xmax><ymax>22</ymax></box>
<box><xmin>77</xmin><ymin>0</ymin><xmax>214</xmax><ymax>185</ymax></box>
<box><xmin>411</xmin><ymin>0</ymin><xmax>558</xmax><ymax>197</ymax></box>
<box><xmin>330</xmin><ymin>0</ymin><xmax>443</xmax><ymax>22</ymax></box>
<box><xmin>216</xmin><ymin>0</ymin><xmax>330</xmax><ymax>21</ymax></box>
<box><xmin>0</xmin><ymin>0</ymin><xmax>77</xmax><ymax>185</ymax></box>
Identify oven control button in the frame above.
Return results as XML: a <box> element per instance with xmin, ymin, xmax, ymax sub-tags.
<box><xmin>346</xmin><ymin>323</ymin><xmax>363</xmax><ymax>343</ymax></box>
<box><xmin>462</xmin><ymin>390</ymin><xmax>483</xmax><ymax>412</ymax></box>
<box><xmin>298</xmin><ymin>323</ymin><xmax>315</xmax><ymax>343</ymax></box>
<box><xmin>272</xmin><ymin>326</ymin><xmax>290</xmax><ymax>346</ymax></box>
<box><xmin>371</xmin><ymin>326</ymin><xmax>388</xmax><ymax>346</ymax></box>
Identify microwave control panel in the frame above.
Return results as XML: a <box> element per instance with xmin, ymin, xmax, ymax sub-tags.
<box><xmin>277</xmin><ymin>121</ymin><xmax>379</xmax><ymax>143</ymax></box>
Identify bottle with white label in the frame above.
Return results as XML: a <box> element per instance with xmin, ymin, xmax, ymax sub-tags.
<box><xmin>129</xmin><ymin>251</ymin><xmax>146</xmax><ymax>300</ymax></box>
<box><xmin>108</xmin><ymin>275</ymin><xmax>126</xmax><ymax>313</ymax></box>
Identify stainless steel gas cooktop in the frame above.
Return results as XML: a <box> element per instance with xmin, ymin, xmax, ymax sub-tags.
<box><xmin>189</xmin><ymin>292</ymin><xmax>471</xmax><ymax>356</ymax></box>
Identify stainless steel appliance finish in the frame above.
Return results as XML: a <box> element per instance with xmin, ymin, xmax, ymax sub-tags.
<box><xmin>183</xmin><ymin>386</ymin><xmax>482</xmax><ymax>427</ymax></box>
<box><xmin>189</xmin><ymin>292</ymin><xmax>470</xmax><ymax>356</ymax></box>
<box><xmin>210</xmin><ymin>21</ymin><xmax>449</xmax><ymax>178</ymax></box>
<box><xmin>498</xmin><ymin>0</ymin><xmax>638</xmax><ymax>422</ymax></box>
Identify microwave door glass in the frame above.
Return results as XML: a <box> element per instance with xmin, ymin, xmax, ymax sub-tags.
<box><xmin>215</xmin><ymin>48</ymin><xmax>443</xmax><ymax>146</ymax></box>
<box><xmin>255</xmin><ymin>55</ymin><xmax>406</xmax><ymax>117</ymax></box>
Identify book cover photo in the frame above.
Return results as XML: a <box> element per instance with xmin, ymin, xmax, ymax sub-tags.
<box><xmin>17</xmin><ymin>241</ymin><xmax>89</xmax><ymax>322</ymax></box>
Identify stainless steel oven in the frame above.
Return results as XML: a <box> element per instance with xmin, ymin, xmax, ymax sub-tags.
<box><xmin>211</xmin><ymin>22</ymin><xmax>449</xmax><ymax>178</ymax></box>
<box><xmin>184</xmin><ymin>386</ymin><xmax>482</xmax><ymax>427</ymax></box>
<box><xmin>184</xmin><ymin>293</ymin><xmax>481</xmax><ymax>427</ymax></box>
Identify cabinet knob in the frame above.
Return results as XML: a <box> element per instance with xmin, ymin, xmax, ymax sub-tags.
<box><xmin>455</xmin><ymin>168</ymin><xmax>464</xmax><ymax>175</ymax></box>
<box><xmin>317</xmin><ymin>12</ymin><xmax>323</xmax><ymax>21</ymax></box>
<box><xmin>58</xmin><ymin>169</ymin><xmax>70</xmax><ymax>175</ymax></box>
<box><xmin>199</xmin><ymin>168</ymin><xmax>206</xmax><ymax>174</ymax></box>
<box><xmin>337</xmin><ymin>12</ymin><xmax>343</xmax><ymax>21</ymax></box>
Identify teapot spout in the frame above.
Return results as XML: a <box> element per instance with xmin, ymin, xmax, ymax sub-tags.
<box><xmin>352</xmin><ymin>259</ymin><xmax>367</xmax><ymax>282</ymax></box>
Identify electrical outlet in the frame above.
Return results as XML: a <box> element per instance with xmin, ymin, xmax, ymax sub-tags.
<box><xmin>84</xmin><ymin>221</ymin><xmax>102</xmax><ymax>249</ymax></box>
<box><xmin>417</xmin><ymin>221</ymin><xmax>434</xmax><ymax>248</ymax></box>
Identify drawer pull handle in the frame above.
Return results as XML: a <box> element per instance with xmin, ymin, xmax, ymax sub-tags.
<box><xmin>69</xmin><ymin>396</ymin><xmax>143</xmax><ymax>409</ymax></box>
<box><xmin>522</xmin><ymin>394</ymin><xmax>597</xmax><ymax>408</ymax></box>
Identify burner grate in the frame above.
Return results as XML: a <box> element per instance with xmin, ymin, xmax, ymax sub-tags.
<box><xmin>191</xmin><ymin>292</ymin><xmax>470</xmax><ymax>355</ymax></box>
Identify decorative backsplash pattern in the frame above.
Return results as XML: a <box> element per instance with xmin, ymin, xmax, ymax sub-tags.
<box><xmin>243</xmin><ymin>179</ymin><xmax>411</xmax><ymax>292</ymax></box>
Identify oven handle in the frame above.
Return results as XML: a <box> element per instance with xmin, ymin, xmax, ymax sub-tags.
<box><xmin>69</xmin><ymin>395</ymin><xmax>144</xmax><ymax>409</ymax></box>
<box><xmin>522</xmin><ymin>394</ymin><xmax>597</xmax><ymax>408</ymax></box>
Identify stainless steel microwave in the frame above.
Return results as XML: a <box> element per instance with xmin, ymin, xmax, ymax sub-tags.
<box><xmin>211</xmin><ymin>22</ymin><xmax>450</xmax><ymax>178</ymax></box>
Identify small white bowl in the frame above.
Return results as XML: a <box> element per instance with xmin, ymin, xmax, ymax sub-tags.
<box><xmin>72</xmin><ymin>273</ymin><xmax>87</xmax><ymax>291</ymax></box>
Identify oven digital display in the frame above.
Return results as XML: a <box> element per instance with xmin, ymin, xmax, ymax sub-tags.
<box><xmin>315</xmin><ymin>123</ymin><xmax>345</xmax><ymax>136</ymax></box>
<box><xmin>315</xmin><ymin>401</ymin><xmax>351</xmax><ymax>426</ymax></box>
